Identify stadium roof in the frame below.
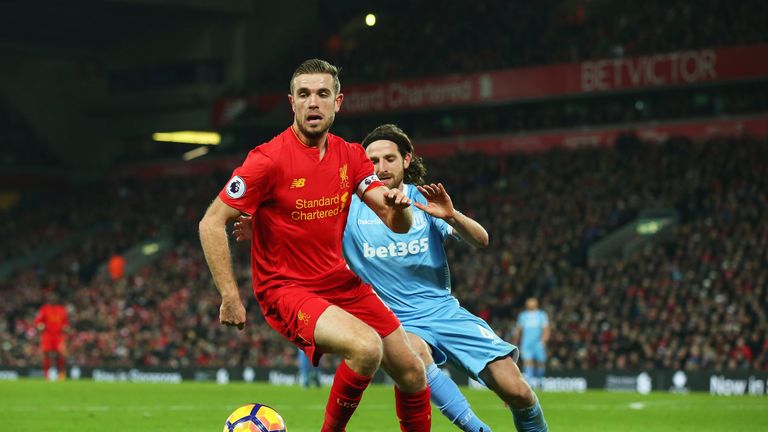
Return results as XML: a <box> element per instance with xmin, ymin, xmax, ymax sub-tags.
<box><xmin>0</xmin><ymin>0</ymin><xmax>252</xmax><ymax>59</ymax></box>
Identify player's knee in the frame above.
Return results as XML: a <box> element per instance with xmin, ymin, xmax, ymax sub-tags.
<box><xmin>412</xmin><ymin>343</ymin><xmax>433</xmax><ymax>366</ymax></box>
<box><xmin>505</xmin><ymin>377</ymin><xmax>536</xmax><ymax>408</ymax></box>
<box><xmin>406</xmin><ymin>333</ymin><xmax>434</xmax><ymax>366</ymax></box>
<box><xmin>350</xmin><ymin>329</ymin><xmax>383</xmax><ymax>371</ymax></box>
<box><xmin>396</xmin><ymin>354</ymin><xmax>427</xmax><ymax>392</ymax></box>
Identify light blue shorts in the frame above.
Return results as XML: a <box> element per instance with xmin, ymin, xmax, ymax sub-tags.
<box><xmin>519</xmin><ymin>341</ymin><xmax>547</xmax><ymax>363</ymax></box>
<box><xmin>401</xmin><ymin>303</ymin><xmax>517</xmax><ymax>383</ymax></box>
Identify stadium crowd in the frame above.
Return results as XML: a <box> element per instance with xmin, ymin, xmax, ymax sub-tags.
<box><xmin>237</xmin><ymin>0</ymin><xmax>768</xmax><ymax>161</ymax></box>
<box><xmin>256</xmin><ymin>0</ymin><xmax>768</xmax><ymax>86</ymax></box>
<box><xmin>1</xmin><ymin>0</ymin><xmax>766</xmax><ymax>382</ymax></box>
<box><xmin>2</xmin><ymin>135</ymin><xmax>766</xmax><ymax>373</ymax></box>
<box><xmin>332</xmin><ymin>82</ymin><xmax>768</xmax><ymax>144</ymax></box>
<box><xmin>432</xmin><ymin>136</ymin><xmax>768</xmax><ymax>372</ymax></box>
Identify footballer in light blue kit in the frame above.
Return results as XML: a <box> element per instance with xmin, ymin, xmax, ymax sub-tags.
<box><xmin>515</xmin><ymin>298</ymin><xmax>550</xmax><ymax>387</ymax></box>
<box><xmin>343</xmin><ymin>125</ymin><xmax>549</xmax><ymax>432</ymax></box>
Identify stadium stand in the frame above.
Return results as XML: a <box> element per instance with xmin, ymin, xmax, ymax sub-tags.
<box><xmin>2</xmin><ymin>135</ymin><xmax>766</xmax><ymax>372</ymax></box>
<box><xmin>1</xmin><ymin>0</ymin><xmax>766</xmax><ymax>378</ymax></box>
<box><xmin>331</xmin><ymin>82</ymin><xmax>768</xmax><ymax>145</ymax></box>
<box><xmin>0</xmin><ymin>98</ymin><xmax>60</xmax><ymax>169</ymax></box>
<box><xmin>252</xmin><ymin>0</ymin><xmax>768</xmax><ymax>86</ymax></box>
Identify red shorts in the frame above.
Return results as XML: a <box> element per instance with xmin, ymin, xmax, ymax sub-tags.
<box><xmin>261</xmin><ymin>278</ymin><xmax>400</xmax><ymax>366</ymax></box>
<box><xmin>41</xmin><ymin>333</ymin><xmax>64</xmax><ymax>353</ymax></box>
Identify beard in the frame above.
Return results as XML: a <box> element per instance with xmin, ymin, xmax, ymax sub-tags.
<box><xmin>296</xmin><ymin>115</ymin><xmax>334</xmax><ymax>140</ymax></box>
<box><xmin>380</xmin><ymin>170</ymin><xmax>405</xmax><ymax>189</ymax></box>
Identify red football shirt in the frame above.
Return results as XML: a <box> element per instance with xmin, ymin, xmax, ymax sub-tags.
<box><xmin>219</xmin><ymin>127</ymin><xmax>383</xmax><ymax>303</ymax></box>
<box><xmin>34</xmin><ymin>304</ymin><xmax>68</xmax><ymax>335</ymax></box>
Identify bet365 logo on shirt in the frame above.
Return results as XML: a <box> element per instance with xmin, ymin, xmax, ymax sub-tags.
<box><xmin>363</xmin><ymin>238</ymin><xmax>429</xmax><ymax>258</ymax></box>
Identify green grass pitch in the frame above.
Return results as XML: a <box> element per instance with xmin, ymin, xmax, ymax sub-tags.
<box><xmin>2</xmin><ymin>380</ymin><xmax>767</xmax><ymax>431</ymax></box>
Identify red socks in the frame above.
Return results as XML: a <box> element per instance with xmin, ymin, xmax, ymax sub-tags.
<box><xmin>395</xmin><ymin>386</ymin><xmax>432</xmax><ymax>432</ymax></box>
<box><xmin>321</xmin><ymin>360</ymin><xmax>372</xmax><ymax>432</ymax></box>
<box><xmin>320</xmin><ymin>360</ymin><xmax>432</xmax><ymax>431</ymax></box>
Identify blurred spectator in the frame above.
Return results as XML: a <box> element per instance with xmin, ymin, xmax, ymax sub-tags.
<box><xmin>107</xmin><ymin>253</ymin><xmax>126</xmax><ymax>281</ymax></box>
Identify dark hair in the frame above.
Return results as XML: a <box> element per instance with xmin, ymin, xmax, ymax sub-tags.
<box><xmin>290</xmin><ymin>59</ymin><xmax>341</xmax><ymax>95</ymax></box>
<box><xmin>361</xmin><ymin>124</ymin><xmax>427</xmax><ymax>185</ymax></box>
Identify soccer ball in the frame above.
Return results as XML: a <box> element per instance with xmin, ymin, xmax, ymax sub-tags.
<box><xmin>223</xmin><ymin>403</ymin><xmax>287</xmax><ymax>432</ymax></box>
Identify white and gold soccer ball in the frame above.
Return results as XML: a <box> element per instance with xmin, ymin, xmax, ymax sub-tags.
<box><xmin>223</xmin><ymin>403</ymin><xmax>287</xmax><ymax>432</ymax></box>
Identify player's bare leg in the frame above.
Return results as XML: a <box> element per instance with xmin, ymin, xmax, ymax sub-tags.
<box><xmin>408</xmin><ymin>333</ymin><xmax>491</xmax><ymax>431</ymax></box>
<box><xmin>314</xmin><ymin>305</ymin><xmax>383</xmax><ymax>432</ymax></box>
<box><xmin>381</xmin><ymin>327</ymin><xmax>431</xmax><ymax>432</ymax></box>
<box><xmin>481</xmin><ymin>357</ymin><xmax>533</xmax><ymax>408</ymax></box>
<box><xmin>316</xmin><ymin>305</ymin><xmax>382</xmax><ymax>375</ymax></box>
<box><xmin>480</xmin><ymin>358</ymin><xmax>548</xmax><ymax>432</ymax></box>
<box><xmin>381</xmin><ymin>327</ymin><xmax>425</xmax><ymax>392</ymax></box>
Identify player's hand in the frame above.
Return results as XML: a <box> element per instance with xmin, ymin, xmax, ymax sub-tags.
<box><xmin>414</xmin><ymin>183</ymin><xmax>456</xmax><ymax>220</ymax></box>
<box><xmin>220</xmin><ymin>297</ymin><xmax>246</xmax><ymax>330</ymax></box>
<box><xmin>232</xmin><ymin>214</ymin><xmax>253</xmax><ymax>242</ymax></box>
<box><xmin>384</xmin><ymin>187</ymin><xmax>412</xmax><ymax>210</ymax></box>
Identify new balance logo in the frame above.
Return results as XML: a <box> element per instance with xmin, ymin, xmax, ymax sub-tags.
<box><xmin>290</xmin><ymin>178</ymin><xmax>306</xmax><ymax>189</ymax></box>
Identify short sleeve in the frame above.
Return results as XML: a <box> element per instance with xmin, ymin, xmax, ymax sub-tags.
<box><xmin>218</xmin><ymin>148</ymin><xmax>276</xmax><ymax>215</ymax></box>
<box><xmin>541</xmin><ymin>312</ymin><xmax>550</xmax><ymax>326</ymax></box>
<box><xmin>432</xmin><ymin>217</ymin><xmax>454</xmax><ymax>241</ymax></box>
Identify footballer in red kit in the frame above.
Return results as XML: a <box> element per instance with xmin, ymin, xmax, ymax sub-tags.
<box><xmin>200</xmin><ymin>59</ymin><xmax>432</xmax><ymax>431</ymax></box>
<box><xmin>34</xmin><ymin>294</ymin><xmax>68</xmax><ymax>381</ymax></box>
<box><xmin>217</xmin><ymin>126</ymin><xmax>400</xmax><ymax>361</ymax></box>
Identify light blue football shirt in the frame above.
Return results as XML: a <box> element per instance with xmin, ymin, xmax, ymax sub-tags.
<box><xmin>342</xmin><ymin>184</ymin><xmax>459</xmax><ymax>321</ymax></box>
<box><xmin>517</xmin><ymin>310</ymin><xmax>549</xmax><ymax>346</ymax></box>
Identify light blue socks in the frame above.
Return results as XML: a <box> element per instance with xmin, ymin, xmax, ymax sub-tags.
<box><xmin>512</xmin><ymin>394</ymin><xmax>548</xmax><ymax>432</ymax></box>
<box><xmin>426</xmin><ymin>364</ymin><xmax>492</xmax><ymax>432</ymax></box>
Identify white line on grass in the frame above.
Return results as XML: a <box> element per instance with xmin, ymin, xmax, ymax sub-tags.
<box><xmin>0</xmin><ymin>403</ymin><xmax>394</xmax><ymax>413</ymax></box>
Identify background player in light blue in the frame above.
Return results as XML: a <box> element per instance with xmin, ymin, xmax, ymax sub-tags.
<box><xmin>344</xmin><ymin>124</ymin><xmax>548</xmax><ymax>432</ymax></box>
<box><xmin>297</xmin><ymin>348</ymin><xmax>321</xmax><ymax>388</ymax></box>
<box><xmin>514</xmin><ymin>298</ymin><xmax>550</xmax><ymax>389</ymax></box>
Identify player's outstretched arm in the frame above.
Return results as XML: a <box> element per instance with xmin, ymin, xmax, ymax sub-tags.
<box><xmin>361</xmin><ymin>186</ymin><xmax>413</xmax><ymax>233</ymax></box>
<box><xmin>199</xmin><ymin>197</ymin><xmax>247</xmax><ymax>330</ymax></box>
<box><xmin>415</xmin><ymin>183</ymin><xmax>489</xmax><ymax>248</ymax></box>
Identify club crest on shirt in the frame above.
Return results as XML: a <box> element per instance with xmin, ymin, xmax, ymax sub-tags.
<box><xmin>297</xmin><ymin>310</ymin><xmax>311</xmax><ymax>325</ymax></box>
<box><xmin>226</xmin><ymin>176</ymin><xmax>246</xmax><ymax>199</ymax></box>
<box><xmin>339</xmin><ymin>164</ymin><xmax>350</xmax><ymax>189</ymax></box>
